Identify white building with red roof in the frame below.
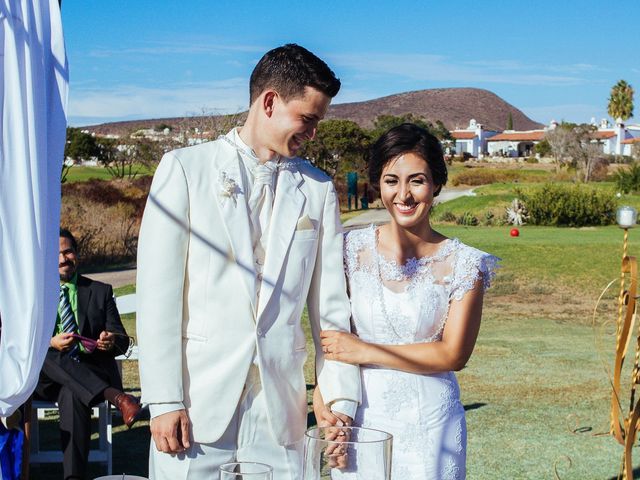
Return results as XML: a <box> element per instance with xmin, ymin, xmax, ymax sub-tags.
<box><xmin>486</xmin><ymin>128</ymin><xmax>546</xmax><ymax>157</ymax></box>
<box><xmin>450</xmin><ymin>119</ymin><xmax>499</xmax><ymax>158</ymax></box>
<box><xmin>591</xmin><ymin>119</ymin><xmax>639</xmax><ymax>156</ymax></box>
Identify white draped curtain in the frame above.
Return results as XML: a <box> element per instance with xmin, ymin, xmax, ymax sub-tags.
<box><xmin>0</xmin><ymin>0</ymin><xmax>68</xmax><ymax>416</ymax></box>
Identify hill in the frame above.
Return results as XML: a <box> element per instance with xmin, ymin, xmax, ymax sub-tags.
<box><xmin>82</xmin><ymin>87</ymin><xmax>542</xmax><ymax>135</ymax></box>
<box><xmin>325</xmin><ymin>88</ymin><xmax>542</xmax><ymax>131</ymax></box>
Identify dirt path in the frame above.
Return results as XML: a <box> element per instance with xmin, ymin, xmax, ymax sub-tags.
<box><xmin>85</xmin><ymin>268</ymin><xmax>137</xmax><ymax>289</ymax></box>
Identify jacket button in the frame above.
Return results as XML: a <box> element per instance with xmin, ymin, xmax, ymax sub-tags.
<box><xmin>256</xmin><ymin>328</ymin><xmax>263</xmax><ymax>336</ymax></box>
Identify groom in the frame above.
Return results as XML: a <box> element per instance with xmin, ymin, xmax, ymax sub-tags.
<box><xmin>136</xmin><ymin>44</ymin><xmax>361</xmax><ymax>479</ymax></box>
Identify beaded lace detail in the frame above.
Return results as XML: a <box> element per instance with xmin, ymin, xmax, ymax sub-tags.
<box><xmin>344</xmin><ymin>225</ymin><xmax>498</xmax><ymax>345</ymax></box>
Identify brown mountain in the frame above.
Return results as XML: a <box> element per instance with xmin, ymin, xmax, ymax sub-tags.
<box><xmin>82</xmin><ymin>87</ymin><xmax>542</xmax><ymax>135</ymax></box>
<box><xmin>326</xmin><ymin>88</ymin><xmax>543</xmax><ymax>131</ymax></box>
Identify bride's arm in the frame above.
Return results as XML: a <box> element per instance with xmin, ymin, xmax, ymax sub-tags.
<box><xmin>320</xmin><ymin>277</ymin><xmax>484</xmax><ymax>374</ymax></box>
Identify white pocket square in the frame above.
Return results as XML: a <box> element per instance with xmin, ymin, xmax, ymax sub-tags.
<box><xmin>296</xmin><ymin>214</ymin><xmax>315</xmax><ymax>231</ymax></box>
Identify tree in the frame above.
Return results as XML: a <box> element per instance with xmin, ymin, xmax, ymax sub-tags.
<box><xmin>534</xmin><ymin>139</ymin><xmax>551</xmax><ymax>157</ymax></box>
<box><xmin>298</xmin><ymin>119</ymin><xmax>370</xmax><ymax>178</ymax></box>
<box><xmin>177</xmin><ymin>108</ymin><xmax>244</xmax><ymax>147</ymax></box>
<box><xmin>570</xmin><ymin>124</ymin><xmax>605</xmax><ymax>182</ymax></box>
<box><xmin>369</xmin><ymin>114</ymin><xmax>451</xmax><ymax>141</ymax></box>
<box><xmin>154</xmin><ymin>123</ymin><xmax>173</xmax><ymax>132</ymax></box>
<box><xmin>95</xmin><ymin>135</ymin><xmax>165</xmax><ymax>179</ymax></box>
<box><xmin>545</xmin><ymin>123</ymin><xmax>605</xmax><ymax>182</ymax></box>
<box><xmin>608</xmin><ymin>80</ymin><xmax>634</xmax><ymax>122</ymax></box>
<box><xmin>64</xmin><ymin>127</ymin><xmax>99</xmax><ymax>161</ymax></box>
<box><xmin>506</xmin><ymin>112</ymin><xmax>513</xmax><ymax>130</ymax></box>
<box><xmin>544</xmin><ymin>124</ymin><xmax>576</xmax><ymax>172</ymax></box>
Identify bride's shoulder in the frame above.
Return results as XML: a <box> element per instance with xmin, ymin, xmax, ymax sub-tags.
<box><xmin>450</xmin><ymin>240</ymin><xmax>500</xmax><ymax>289</ymax></box>
<box><xmin>343</xmin><ymin>225</ymin><xmax>376</xmax><ymax>263</ymax></box>
<box><xmin>344</xmin><ymin>224</ymin><xmax>375</xmax><ymax>247</ymax></box>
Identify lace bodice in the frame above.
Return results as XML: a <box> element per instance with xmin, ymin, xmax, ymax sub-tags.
<box><xmin>344</xmin><ymin>225</ymin><xmax>499</xmax><ymax>345</ymax></box>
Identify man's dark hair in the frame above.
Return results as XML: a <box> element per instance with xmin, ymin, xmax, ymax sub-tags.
<box><xmin>249</xmin><ymin>43</ymin><xmax>340</xmax><ymax>104</ymax></box>
<box><xmin>369</xmin><ymin>123</ymin><xmax>448</xmax><ymax>197</ymax></box>
<box><xmin>59</xmin><ymin>228</ymin><xmax>78</xmax><ymax>252</ymax></box>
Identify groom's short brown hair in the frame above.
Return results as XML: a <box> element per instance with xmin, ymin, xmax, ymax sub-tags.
<box><xmin>249</xmin><ymin>44</ymin><xmax>340</xmax><ymax>104</ymax></box>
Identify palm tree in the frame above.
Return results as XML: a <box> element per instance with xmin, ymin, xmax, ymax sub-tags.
<box><xmin>608</xmin><ymin>80</ymin><xmax>634</xmax><ymax>123</ymax></box>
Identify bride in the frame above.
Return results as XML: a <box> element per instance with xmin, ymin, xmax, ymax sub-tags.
<box><xmin>317</xmin><ymin>123</ymin><xmax>498</xmax><ymax>479</ymax></box>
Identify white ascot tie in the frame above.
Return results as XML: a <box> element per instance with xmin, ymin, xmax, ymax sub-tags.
<box><xmin>248</xmin><ymin>162</ymin><xmax>277</xmax><ymax>262</ymax></box>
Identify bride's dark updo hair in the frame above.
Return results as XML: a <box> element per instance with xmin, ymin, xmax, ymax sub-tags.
<box><xmin>369</xmin><ymin>123</ymin><xmax>448</xmax><ymax>196</ymax></box>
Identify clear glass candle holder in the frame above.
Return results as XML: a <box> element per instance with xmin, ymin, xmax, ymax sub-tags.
<box><xmin>219</xmin><ymin>462</ymin><xmax>273</xmax><ymax>480</ymax></box>
<box><xmin>303</xmin><ymin>426</ymin><xmax>392</xmax><ymax>479</ymax></box>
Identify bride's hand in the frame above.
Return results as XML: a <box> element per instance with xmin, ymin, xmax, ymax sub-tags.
<box><xmin>320</xmin><ymin>330</ymin><xmax>368</xmax><ymax>365</ymax></box>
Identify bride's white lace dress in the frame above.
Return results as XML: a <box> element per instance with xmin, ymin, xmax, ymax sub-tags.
<box><xmin>337</xmin><ymin>225</ymin><xmax>498</xmax><ymax>480</ymax></box>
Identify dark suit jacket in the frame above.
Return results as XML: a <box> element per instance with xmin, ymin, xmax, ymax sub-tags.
<box><xmin>72</xmin><ymin>275</ymin><xmax>129</xmax><ymax>387</ymax></box>
<box><xmin>41</xmin><ymin>275</ymin><xmax>129</xmax><ymax>393</ymax></box>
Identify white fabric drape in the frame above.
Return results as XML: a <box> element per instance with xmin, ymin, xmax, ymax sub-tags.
<box><xmin>0</xmin><ymin>0</ymin><xmax>68</xmax><ymax>416</ymax></box>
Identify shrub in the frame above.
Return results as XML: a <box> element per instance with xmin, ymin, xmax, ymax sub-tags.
<box><xmin>434</xmin><ymin>210</ymin><xmax>457</xmax><ymax>223</ymax></box>
<box><xmin>589</xmin><ymin>158</ymin><xmax>610</xmax><ymax>182</ymax></box>
<box><xmin>615</xmin><ymin>162</ymin><xmax>640</xmax><ymax>193</ymax></box>
<box><xmin>534</xmin><ymin>139</ymin><xmax>552</xmax><ymax>157</ymax></box>
<box><xmin>450</xmin><ymin>168</ymin><xmax>550</xmax><ymax>186</ymax></box>
<box><xmin>520</xmin><ymin>184</ymin><xmax>616</xmax><ymax>227</ymax></box>
<box><xmin>505</xmin><ymin>198</ymin><xmax>528</xmax><ymax>225</ymax></box>
<box><xmin>451</xmin><ymin>169</ymin><xmax>504</xmax><ymax>186</ymax></box>
<box><xmin>452</xmin><ymin>152</ymin><xmax>473</xmax><ymax>162</ymax></box>
<box><xmin>482</xmin><ymin>211</ymin><xmax>495</xmax><ymax>226</ymax></box>
<box><xmin>456</xmin><ymin>211</ymin><xmax>479</xmax><ymax>226</ymax></box>
<box><xmin>61</xmin><ymin>178</ymin><xmax>151</xmax><ymax>267</ymax></box>
<box><xmin>525</xmin><ymin>156</ymin><xmax>538</xmax><ymax>164</ymax></box>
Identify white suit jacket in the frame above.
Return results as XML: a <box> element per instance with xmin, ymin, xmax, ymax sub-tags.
<box><xmin>136</xmin><ymin>133</ymin><xmax>361</xmax><ymax>445</ymax></box>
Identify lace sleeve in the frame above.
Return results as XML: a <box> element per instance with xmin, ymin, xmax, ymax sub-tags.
<box><xmin>343</xmin><ymin>226</ymin><xmax>375</xmax><ymax>277</ymax></box>
<box><xmin>449</xmin><ymin>246</ymin><xmax>500</xmax><ymax>301</ymax></box>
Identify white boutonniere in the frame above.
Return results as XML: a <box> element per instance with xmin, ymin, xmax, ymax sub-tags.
<box><xmin>218</xmin><ymin>171</ymin><xmax>239</xmax><ymax>205</ymax></box>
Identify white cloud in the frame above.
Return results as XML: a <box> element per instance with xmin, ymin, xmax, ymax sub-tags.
<box><xmin>68</xmin><ymin>79</ymin><xmax>249</xmax><ymax>124</ymax></box>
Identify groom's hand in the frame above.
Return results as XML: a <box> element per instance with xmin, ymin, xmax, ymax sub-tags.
<box><xmin>313</xmin><ymin>386</ymin><xmax>352</xmax><ymax>427</ymax></box>
<box><xmin>313</xmin><ymin>387</ymin><xmax>352</xmax><ymax>469</ymax></box>
<box><xmin>150</xmin><ymin>409</ymin><xmax>191</xmax><ymax>453</ymax></box>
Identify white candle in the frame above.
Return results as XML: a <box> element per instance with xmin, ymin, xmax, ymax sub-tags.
<box><xmin>617</xmin><ymin>206</ymin><xmax>637</xmax><ymax>228</ymax></box>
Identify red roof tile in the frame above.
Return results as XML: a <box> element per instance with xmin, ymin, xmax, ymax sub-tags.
<box><xmin>488</xmin><ymin>131</ymin><xmax>545</xmax><ymax>142</ymax></box>
<box><xmin>452</xmin><ymin>131</ymin><xmax>476</xmax><ymax>139</ymax></box>
<box><xmin>592</xmin><ymin>131</ymin><xmax>617</xmax><ymax>139</ymax></box>
<box><xmin>622</xmin><ymin>137</ymin><xmax>640</xmax><ymax>144</ymax></box>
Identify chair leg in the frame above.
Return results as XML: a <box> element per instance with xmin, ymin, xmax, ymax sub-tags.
<box><xmin>22</xmin><ymin>398</ymin><xmax>32</xmax><ymax>480</ymax></box>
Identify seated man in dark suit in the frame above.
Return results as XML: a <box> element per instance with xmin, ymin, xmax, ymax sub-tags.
<box><xmin>35</xmin><ymin>228</ymin><xmax>141</xmax><ymax>480</ymax></box>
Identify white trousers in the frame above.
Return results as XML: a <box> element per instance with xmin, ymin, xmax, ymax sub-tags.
<box><xmin>149</xmin><ymin>366</ymin><xmax>304</xmax><ymax>479</ymax></box>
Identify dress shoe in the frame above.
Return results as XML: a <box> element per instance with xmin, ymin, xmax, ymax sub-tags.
<box><xmin>114</xmin><ymin>393</ymin><xmax>142</xmax><ymax>428</ymax></box>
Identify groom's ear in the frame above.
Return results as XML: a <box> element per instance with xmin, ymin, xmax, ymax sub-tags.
<box><xmin>262</xmin><ymin>90</ymin><xmax>277</xmax><ymax>118</ymax></box>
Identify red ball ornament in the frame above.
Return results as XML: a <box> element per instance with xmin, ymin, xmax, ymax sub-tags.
<box><xmin>510</xmin><ymin>228</ymin><xmax>520</xmax><ymax>237</ymax></box>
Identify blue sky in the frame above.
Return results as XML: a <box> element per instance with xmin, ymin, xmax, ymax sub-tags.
<box><xmin>62</xmin><ymin>0</ymin><xmax>640</xmax><ymax>127</ymax></box>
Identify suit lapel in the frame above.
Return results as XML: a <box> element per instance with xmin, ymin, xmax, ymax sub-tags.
<box><xmin>214</xmin><ymin>137</ymin><xmax>257</xmax><ymax>313</ymax></box>
<box><xmin>256</xmin><ymin>166</ymin><xmax>305</xmax><ymax>321</ymax></box>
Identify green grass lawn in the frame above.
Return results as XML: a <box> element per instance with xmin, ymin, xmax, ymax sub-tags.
<box><xmin>30</xmin><ymin>225</ymin><xmax>640</xmax><ymax>478</ymax></box>
<box><xmin>64</xmin><ymin>165</ymin><xmax>155</xmax><ymax>183</ymax></box>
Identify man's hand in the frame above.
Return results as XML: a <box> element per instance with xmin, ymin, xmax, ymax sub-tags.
<box><xmin>313</xmin><ymin>386</ymin><xmax>353</xmax><ymax>468</ymax></box>
<box><xmin>96</xmin><ymin>330</ymin><xmax>115</xmax><ymax>351</ymax></box>
<box><xmin>50</xmin><ymin>332</ymin><xmax>76</xmax><ymax>352</ymax></box>
<box><xmin>312</xmin><ymin>386</ymin><xmax>353</xmax><ymax>427</ymax></box>
<box><xmin>320</xmin><ymin>330</ymin><xmax>369</xmax><ymax>365</ymax></box>
<box><xmin>150</xmin><ymin>409</ymin><xmax>191</xmax><ymax>453</ymax></box>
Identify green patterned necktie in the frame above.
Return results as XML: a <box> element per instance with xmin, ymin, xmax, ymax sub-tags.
<box><xmin>59</xmin><ymin>285</ymin><xmax>79</xmax><ymax>360</ymax></box>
